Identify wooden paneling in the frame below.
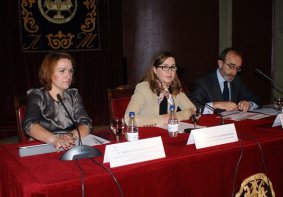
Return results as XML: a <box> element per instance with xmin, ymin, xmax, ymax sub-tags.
<box><xmin>123</xmin><ymin>0</ymin><xmax>219</xmax><ymax>91</ymax></box>
<box><xmin>233</xmin><ymin>0</ymin><xmax>273</xmax><ymax>104</ymax></box>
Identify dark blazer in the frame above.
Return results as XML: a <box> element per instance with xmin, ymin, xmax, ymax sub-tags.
<box><xmin>188</xmin><ymin>70</ymin><xmax>261</xmax><ymax>110</ymax></box>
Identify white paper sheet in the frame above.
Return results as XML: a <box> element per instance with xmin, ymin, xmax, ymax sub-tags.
<box><xmin>221</xmin><ymin>111</ymin><xmax>273</xmax><ymax>121</ymax></box>
<box><xmin>157</xmin><ymin>121</ymin><xmax>206</xmax><ymax>132</ymax></box>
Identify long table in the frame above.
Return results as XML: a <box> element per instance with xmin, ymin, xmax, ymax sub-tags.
<box><xmin>1</xmin><ymin>115</ymin><xmax>283</xmax><ymax>196</ymax></box>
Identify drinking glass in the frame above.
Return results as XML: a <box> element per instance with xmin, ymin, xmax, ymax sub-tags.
<box><xmin>190</xmin><ymin>107</ymin><xmax>202</xmax><ymax>129</ymax></box>
<box><xmin>110</xmin><ymin>117</ymin><xmax>125</xmax><ymax>143</ymax></box>
<box><xmin>274</xmin><ymin>97</ymin><xmax>283</xmax><ymax>114</ymax></box>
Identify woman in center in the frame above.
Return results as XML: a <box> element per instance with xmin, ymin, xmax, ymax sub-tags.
<box><xmin>124</xmin><ymin>51</ymin><xmax>195</xmax><ymax>127</ymax></box>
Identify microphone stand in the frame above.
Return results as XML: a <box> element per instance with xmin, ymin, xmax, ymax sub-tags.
<box><xmin>255</xmin><ymin>68</ymin><xmax>283</xmax><ymax>95</ymax></box>
<box><xmin>206</xmin><ymin>105</ymin><xmax>225</xmax><ymax>125</ymax></box>
<box><xmin>57</xmin><ymin>94</ymin><xmax>101</xmax><ymax>160</ymax></box>
<box><xmin>194</xmin><ymin>100</ymin><xmax>225</xmax><ymax>125</ymax></box>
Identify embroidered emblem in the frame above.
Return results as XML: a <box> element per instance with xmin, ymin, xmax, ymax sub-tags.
<box><xmin>235</xmin><ymin>173</ymin><xmax>275</xmax><ymax>197</ymax></box>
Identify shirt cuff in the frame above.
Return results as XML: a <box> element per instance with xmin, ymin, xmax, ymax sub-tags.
<box><xmin>203</xmin><ymin>102</ymin><xmax>214</xmax><ymax>114</ymax></box>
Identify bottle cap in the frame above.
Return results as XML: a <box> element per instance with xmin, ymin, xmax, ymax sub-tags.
<box><xmin>129</xmin><ymin>111</ymin><xmax>135</xmax><ymax>118</ymax></box>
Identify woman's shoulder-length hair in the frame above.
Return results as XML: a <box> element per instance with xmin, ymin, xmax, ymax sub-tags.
<box><xmin>140</xmin><ymin>51</ymin><xmax>182</xmax><ymax>96</ymax></box>
<box><xmin>38</xmin><ymin>52</ymin><xmax>76</xmax><ymax>90</ymax></box>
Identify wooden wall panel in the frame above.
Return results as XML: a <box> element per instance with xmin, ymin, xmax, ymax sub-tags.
<box><xmin>123</xmin><ymin>0</ymin><xmax>219</xmax><ymax>91</ymax></box>
<box><xmin>233</xmin><ymin>0</ymin><xmax>273</xmax><ymax>104</ymax></box>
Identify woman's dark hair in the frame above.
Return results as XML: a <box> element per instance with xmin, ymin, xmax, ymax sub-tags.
<box><xmin>38</xmin><ymin>52</ymin><xmax>76</xmax><ymax>90</ymax></box>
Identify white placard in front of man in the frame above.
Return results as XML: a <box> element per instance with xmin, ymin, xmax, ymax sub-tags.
<box><xmin>272</xmin><ymin>114</ymin><xmax>283</xmax><ymax>128</ymax></box>
<box><xmin>187</xmin><ymin>123</ymin><xmax>238</xmax><ymax>149</ymax></box>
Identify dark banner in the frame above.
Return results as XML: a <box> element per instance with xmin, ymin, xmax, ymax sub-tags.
<box><xmin>19</xmin><ymin>0</ymin><xmax>100</xmax><ymax>52</ymax></box>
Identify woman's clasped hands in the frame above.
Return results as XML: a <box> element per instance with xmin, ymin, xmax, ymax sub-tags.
<box><xmin>48</xmin><ymin>133</ymin><xmax>76</xmax><ymax>151</ymax></box>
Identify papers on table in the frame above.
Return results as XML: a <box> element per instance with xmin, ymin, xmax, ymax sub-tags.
<box><xmin>220</xmin><ymin>110</ymin><xmax>275</xmax><ymax>121</ymax></box>
<box><xmin>79</xmin><ymin>134</ymin><xmax>110</xmax><ymax>146</ymax></box>
<box><xmin>251</xmin><ymin>107</ymin><xmax>278</xmax><ymax>115</ymax></box>
<box><xmin>158</xmin><ymin>121</ymin><xmax>206</xmax><ymax>132</ymax></box>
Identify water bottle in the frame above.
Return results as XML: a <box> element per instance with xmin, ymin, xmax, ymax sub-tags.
<box><xmin>126</xmin><ymin>112</ymin><xmax>139</xmax><ymax>141</ymax></box>
<box><xmin>168</xmin><ymin>105</ymin><xmax>178</xmax><ymax>137</ymax></box>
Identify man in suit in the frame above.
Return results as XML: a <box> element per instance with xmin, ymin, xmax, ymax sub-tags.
<box><xmin>189</xmin><ymin>48</ymin><xmax>261</xmax><ymax>113</ymax></box>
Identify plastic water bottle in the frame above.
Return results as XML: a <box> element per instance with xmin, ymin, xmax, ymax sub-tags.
<box><xmin>168</xmin><ymin>105</ymin><xmax>178</xmax><ymax>137</ymax></box>
<box><xmin>126</xmin><ymin>112</ymin><xmax>139</xmax><ymax>141</ymax></box>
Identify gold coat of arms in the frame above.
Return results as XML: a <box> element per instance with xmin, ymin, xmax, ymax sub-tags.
<box><xmin>19</xmin><ymin>0</ymin><xmax>100</xmax><ymax>51</ymax></box>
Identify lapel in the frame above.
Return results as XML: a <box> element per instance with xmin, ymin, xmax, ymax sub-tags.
<box><xmin>211</xmin><ymin>72</ymin><xmax>225</xmax><ymax>100</ymax></box>
<box><xmin>230</xmin><ymin>77</ymin><xmax>239</xmax><ymax>102</ymax></box>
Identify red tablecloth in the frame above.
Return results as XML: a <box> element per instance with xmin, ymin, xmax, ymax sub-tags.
<box><xmin>1</xmin><ymin>115</ymin><xmax>283</xmax><ymax>197</ymax></box>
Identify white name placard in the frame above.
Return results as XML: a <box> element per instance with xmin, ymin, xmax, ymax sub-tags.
<box><xmin>103</xmin><ymin>136</ymin><xmax>166</xmax><ymax>168</ymax></box>
<box><xmin>272</xmin><ymin>114</ymin><xmax>283</xmax><ymax>128</ymax></box>
<box><xmin>187</xmin><ymin>123</ymin><xmax>238</xmax><ymax>149</ymax></box>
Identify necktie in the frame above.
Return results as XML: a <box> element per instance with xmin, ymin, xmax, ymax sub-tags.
<box><xmin>223</xmin><ymin>81</ymin><xmax>229</xmax><ymax>101</ymax></box>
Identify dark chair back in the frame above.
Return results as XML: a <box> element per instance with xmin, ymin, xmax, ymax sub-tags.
<box><xmin>14</xmin><ymin>96</ymin><xmax>29</xmax><ymax>142</ymax></box>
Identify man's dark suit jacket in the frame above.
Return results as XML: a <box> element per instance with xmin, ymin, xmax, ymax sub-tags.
<box><xmin>188</xmin><ymin>71</ymin><xmax>261</xmax><ymax>110</ymax></box>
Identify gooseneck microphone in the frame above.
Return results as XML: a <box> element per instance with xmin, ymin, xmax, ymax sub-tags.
<box><xmin>193</xmin><ymin>99</ymin><xmax>225</xmax><ymax>125</ymax></box>
<box><xmin>57</xmin><ymin>94</ymin><xmax>101</xmax><ymax>160</ymax></box>
<box><xmin>255</xmin><ymin>68</ymin><xmax>283</xmax><ymax>95</ymax></box>
<box><xmin>203</xmin><ymin>103</ymin><xmax>225</xmax><ymax>125</ymax></box>
<box><xmin>57</xmin><ymin>94</ymin><xmax>82</xmax><ymax>146</ymax></box>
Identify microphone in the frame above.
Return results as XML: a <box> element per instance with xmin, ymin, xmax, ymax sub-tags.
<box><xmin>57</xmin><ymin>94</ymin><xmax>82</xmax><ymax>146</ymax></box>
<box><xmin>57</xmin><ymin>94</ymin><xmax>101</xmax><ymax>160</ymax></box>
<box><xmin>193</xmin><ymin>99</ymin><xmax>225</xmax><ymax>125</ymax></box>
<box><xmin>203</xmin><ymin>103</ymin><xmax>225</xmax><ymax>125</ymax></box>
<box><xmin>255</xmin><ymin>68</ymin><xmax>283</xmax><ymax>95</ymax></box>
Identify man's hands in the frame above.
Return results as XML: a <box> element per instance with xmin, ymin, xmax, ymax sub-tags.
<box><xmin>237</xmin><ymin>100</ymin><xmax>251</xmax><ymax>112</ymax></box>
<box><xmin>213</xmin><ymin>101</ymin><xmax>238</xmax><ymax>111</ymax></box>
<box><xmin>213</xmin><ymin>100</ymin><xmax>251</xmax><ymax>112</ymax></box>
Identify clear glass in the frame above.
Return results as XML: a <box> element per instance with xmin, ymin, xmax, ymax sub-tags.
<box><xmin>110</xmin><ymin>117</ymin><xmax>125</xmax><ymax>143</ymax></box>
<box><xmin>274</xmin><ymin>97</ymin><xmax>283</xmax><ymax>114</ymax></box>
<box><xmin>190</xmin><ymin>107</ymin><xmax>202</xmax><ymax>129</ymax></box>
